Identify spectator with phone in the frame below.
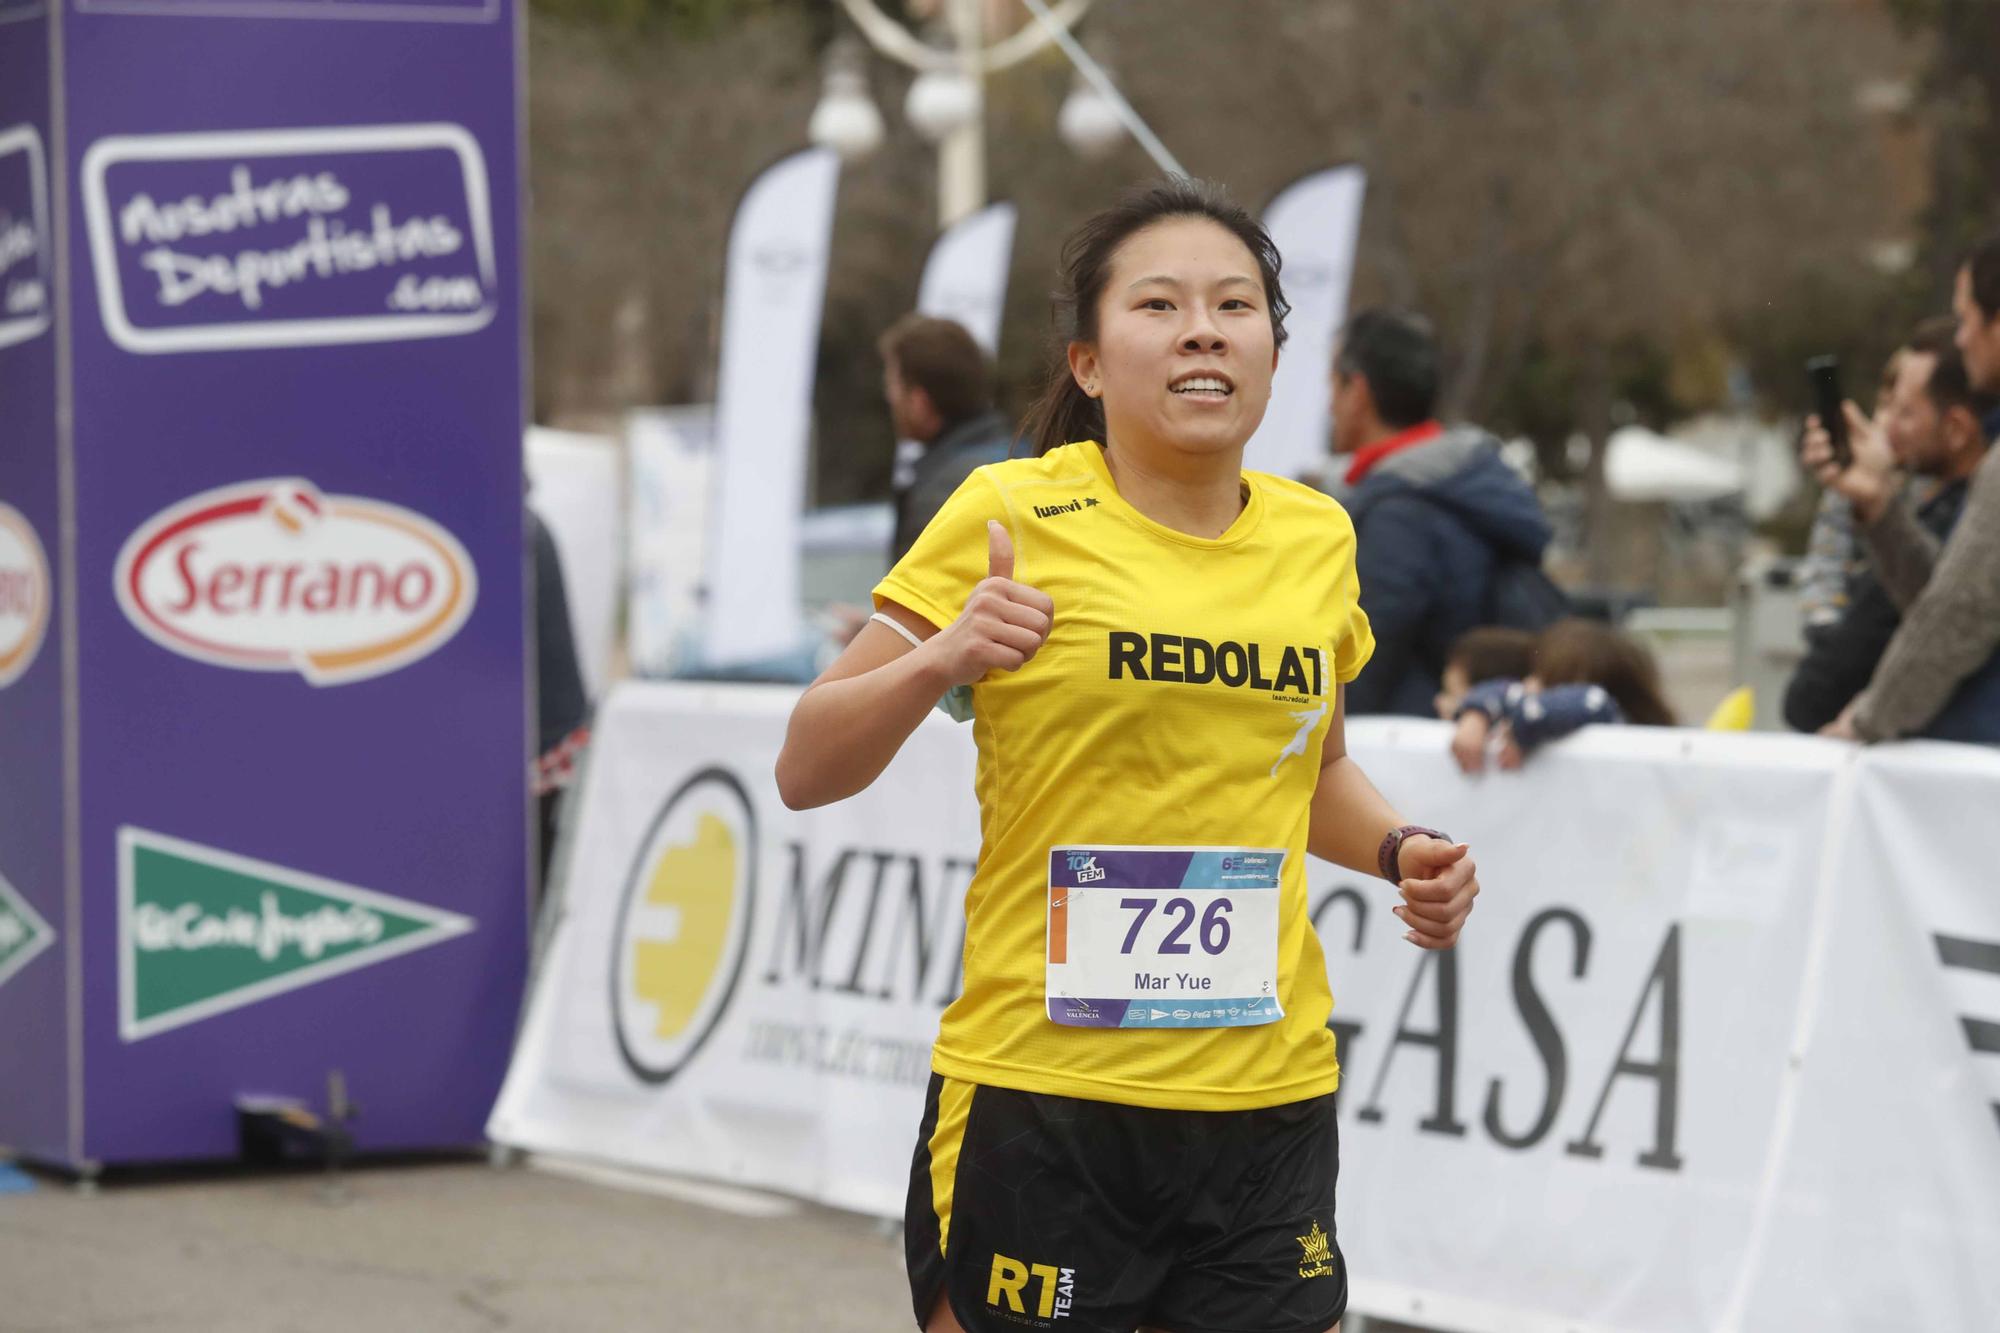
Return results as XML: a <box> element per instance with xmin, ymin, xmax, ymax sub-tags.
<box><xmin>1795</xmin><ymin>347</ymin><xmax>1907</xmax><ymax>632</ymax></box>
<box><xmin>1786</xmin><ymin>322</ymin><xmax>1993</xmax><ymax>732</ymax></box>
<box><xmin>1801</xmin><ymin>232</ymin><xmax>2000</xmax><ymax>743</ymax></box>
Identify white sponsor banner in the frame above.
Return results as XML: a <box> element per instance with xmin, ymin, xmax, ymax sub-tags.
<box><xmin>703</xmin><ymin>150</ymin><xmax>840</xmax><ymax>667</ymax></box>
<box><xmin>1248</xmin><ymin>165</ymin><xmax>1365</xmax><ymax>485</ymax></box>
<box><xmin>624</xmin><ymin>405</ymin><xmax>714</xmax><ymax>679</ymax></box>
<box><xmin>917</xmin><ymin>201</ymin><xmax>1015</xmax><ymax>358</ymax></box>
<box><xmin>1721</xmin><ymin>743</ymin><xmax>2000</xmax><ymax>1333</ymax></box>
<box><xmin>526</xmin><ymin>426</ymin><xmax>623</xmax><ymax>700</ymax></box>
<box><xmin>491</xmin><ymin>683</ymin><xmax>971</xmax><ymax>1216</ymax></box>
<box><xmin>491</xmin><ymin>688</ymin><xmax>2000</xmax><ymax>1331</ymax></box>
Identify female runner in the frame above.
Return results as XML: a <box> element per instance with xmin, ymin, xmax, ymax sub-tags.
<box><xmin>777</xmin><ymin>178</ymin><xmax>1480</xmax><ymax>1333</ymax></box>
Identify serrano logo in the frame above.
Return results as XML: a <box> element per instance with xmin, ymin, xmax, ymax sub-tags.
<box><xmin>114</xmin><ymin>478</ymin><xmax>475</xmax><ymax>685</ymax></box>
<box><xmin>611</xmin><ymin>768</ymin><xmax>757</xmax><ymax>1085</ymax></box>
<box><xmin>0</xmin><ymin>502</ymin><xmax>50</xmax><ymax>687</ymax></box>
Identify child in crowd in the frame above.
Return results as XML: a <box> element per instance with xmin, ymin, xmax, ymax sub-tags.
<box><xmin>1433</xmin><ymin>627</ymin><xmax>1537</xmax><ymax>721</ymax></box>
<box><xmin>1447</xmin><ymin>619</ymin><xmax>1678</xmax><ymax>772</ymax></box>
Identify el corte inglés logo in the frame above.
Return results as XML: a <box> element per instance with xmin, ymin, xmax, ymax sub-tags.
<box><xmin>0</xmin><ymin>501</ymin><xmax>50</xmax><ymax>688</ymax></box>
<box><xmin>611</xmin><ymin>768</ymin><xmax>757</xmax><ymax>1085</ymax></box>
<box><xmin>0</xmin><ymin>868</ymin><xmax>56</xmax><ymax>993</ymax></box>
<box><xmin>119</xmin><ymin>825</ymin><xmax>474</xmax><ymax>1041</ymax></box>
<box><xmin>114</xmin><ymin>478</ymin><xmax>476</xmax><ymax>685</ymax></box>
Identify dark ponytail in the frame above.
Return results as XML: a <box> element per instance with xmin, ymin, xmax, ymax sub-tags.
<box><xmin>1021</xmin><ymin>369</ymin><xmax>1106</xmax><ymax>460</ymax></box>
<box><xmin>1022</xmin><ymin>177</ymin><xmax>1290</xmax><ymax>457</ymax></box>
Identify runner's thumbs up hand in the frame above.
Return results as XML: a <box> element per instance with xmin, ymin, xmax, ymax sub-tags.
<box><xmin>929</xmin><ymin>520</ymin><xmax>1055</xmax><ymax>688</ymax></box>
<box><xmin>986</xmin><ymin>517</ymin><xmax>1016</xmax><ymax>582</ymax></box>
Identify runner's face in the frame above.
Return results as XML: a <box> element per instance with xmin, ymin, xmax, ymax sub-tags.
<box><xmin>1076</xmin><ymin>217</ymin><xmax>1277</xmax><ymax>460</ymax></box>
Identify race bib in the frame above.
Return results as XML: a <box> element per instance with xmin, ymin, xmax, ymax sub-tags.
<box><xmin>1045</xmin><ymin>845</ymin><xmax>1284</xmax><ymax>1029</ymax></box>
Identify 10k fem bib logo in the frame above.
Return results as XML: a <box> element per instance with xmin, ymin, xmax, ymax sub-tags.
<box><xmin>82</xmin><ymin>124</ymin><xmax>497</xmax><ymax>354</ymax></box>
<box><xmin>115</xmin><ymin>478</ymin><xmax>476</xmax><ymax>685</ymax></box>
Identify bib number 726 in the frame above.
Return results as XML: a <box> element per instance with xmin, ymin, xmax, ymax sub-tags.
<box><xmin>1119</xmin><ymin>896</ymin><xmax>1232</xmax><ymax>956</ymax></box>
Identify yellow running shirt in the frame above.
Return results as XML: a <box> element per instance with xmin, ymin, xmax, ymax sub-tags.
<box><xmin>873</xmin><ymin>440</ymin><xmax>1375</xmax><ymax>1111</ymax></box>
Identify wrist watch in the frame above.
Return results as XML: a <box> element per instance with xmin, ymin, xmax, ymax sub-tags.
<box><xmin>1378</xmin><ymin>824</ymin><xmax>1450</xmax><ymax>884</ymax></box>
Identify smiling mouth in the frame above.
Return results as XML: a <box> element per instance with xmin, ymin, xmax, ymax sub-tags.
<box><xmin>1170</xmin><ymin>374</ymin><xmax>1234</xmax><ymax>399</ymax></box>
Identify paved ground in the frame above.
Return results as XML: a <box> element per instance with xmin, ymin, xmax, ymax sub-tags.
<box><xmin>0</xmin><ymin>1156</ymin><xmax>1432</xmax><ymax>1333</ymax></box>
<box><xmin>0</xmin><ymin>1156</ymin><xmax>913</xmax><ymax>1333</ymax></box>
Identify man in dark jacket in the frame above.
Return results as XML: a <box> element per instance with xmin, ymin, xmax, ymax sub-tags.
<box><xmin>530</xmin><ymin>506</ymin><xmax>589</xmax><ymax>897</ymax></box>
<box><xmin>882</xmin><ymin>314</ymin><xmax>1018</xmax><ymax>562</ymax></box>
<box><xmin>1328</xmin><ymin>309</ymin><xmax>1555</xmax><ymax>716</ymax></box>
<box><xmin>1785</xmin><ymin>320</ymin><xmax>1991</xmax><ymax>732</ymax></box>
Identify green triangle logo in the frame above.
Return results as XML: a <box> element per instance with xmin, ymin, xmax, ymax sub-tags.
<box><xmin>118</xmin><ymin>826</ymin><xmax>475</xmax><ymax>1042</ymax></box>
<box><xmin>0</xmin><ymin>869</ymin><xmax>55</xmax><ymax>992</ymax></box>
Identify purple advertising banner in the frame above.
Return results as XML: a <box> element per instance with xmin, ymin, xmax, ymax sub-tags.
<box><xmin>0</xmin><ymin>10</ymin><xmax>72</xmax><ymax>1165</ymax></box>
<box><xmin>53</xmin><ymin>0</ymin><xmax>527</xmax><ymax>1165</ymax></box>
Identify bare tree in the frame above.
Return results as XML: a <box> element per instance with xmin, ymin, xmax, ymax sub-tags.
<box><xmin>1046</xmin><ymin>0</ymin><xmax>1910</xmax><ymax>578</ymax></box>
<box><xmin>526</xmin><ymin>0</ymin><xmax>1923</xmax><ymax>552</ymax></box>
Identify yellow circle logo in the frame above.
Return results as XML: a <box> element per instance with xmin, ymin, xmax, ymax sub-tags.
<box><xmin>610</xmin><ymin>768</ymin><xmax>756</xmax><ymax>1084</ymax></box>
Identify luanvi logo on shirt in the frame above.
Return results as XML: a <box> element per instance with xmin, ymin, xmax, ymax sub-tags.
<box><xmin>1031</xmin><ymin>497</ymin><xmax>1099</xmax><ymax>519</ymax></box>
<box><xmin>1933</xmin><ymin>932</ymin><xmax>2000</xmax><ymax>1137</ymax></box>
<box><xmin>1107</xmin><ymin>630</ymin><xmax>1325</xmax><ymax>697</ymax></box>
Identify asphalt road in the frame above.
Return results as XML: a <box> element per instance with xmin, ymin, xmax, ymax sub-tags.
<box><xmin>0</xmin><ymin>1154</ymin><xmax>1436</xmax><ymax>1333</ymax></box>
<box><xmin>0</xmin><ymin>1155</ymin><xmax>914</xmax><ymax>1333</ymax></box>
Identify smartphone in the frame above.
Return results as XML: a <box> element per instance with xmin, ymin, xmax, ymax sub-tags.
<box><xmin>1806</xmin><ymin>355</ymin><xmax>1849</xmax><ymax>468</ymax></box>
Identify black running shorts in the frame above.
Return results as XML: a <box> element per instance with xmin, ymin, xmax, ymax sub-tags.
<box><xmin>905</xmin><ymin>1074</ymin><xmax>1347</xmax><ymax>1333</ymax></box>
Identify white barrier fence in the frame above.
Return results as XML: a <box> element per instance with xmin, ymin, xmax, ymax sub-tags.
<box><xmin>489</xmin><ymin>682</ymin><xmax>2000</xmax><ymax>1333</ymax></box>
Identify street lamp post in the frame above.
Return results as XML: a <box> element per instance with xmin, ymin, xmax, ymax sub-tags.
<box><xmin>808</xmin><ymin>38</ymin><xmax>887</xmax><ymax>162</ymax></box>
<box><xmin>811</xmin><ymin>0</ymin><xmax>1114</xmax><ymax>228</ymax></box>
<box><xmin>934</xmin><ymin>0</ymin><xmax>984</xmax><ymax>227</ymax></box>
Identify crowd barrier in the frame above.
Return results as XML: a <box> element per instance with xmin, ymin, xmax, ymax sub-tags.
<box><xmin>490</xmin><ymin>682</ymin><xmax>2000</xmax><ymax>1333</ymax></box>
